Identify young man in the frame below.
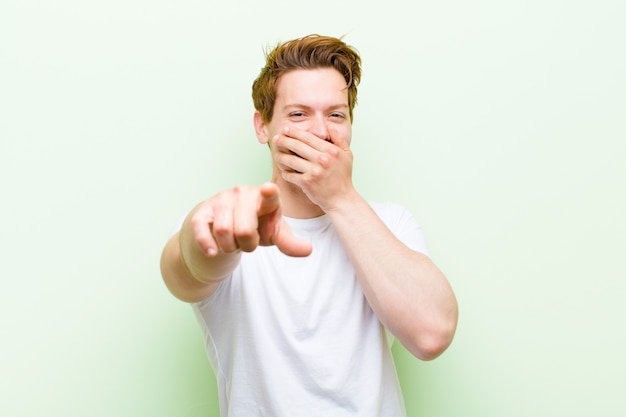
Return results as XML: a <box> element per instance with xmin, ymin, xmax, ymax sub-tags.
<box><xmin>160</xmin><ymin>34</ymin><xmax>458</xmax><ymax>416</ymax></box>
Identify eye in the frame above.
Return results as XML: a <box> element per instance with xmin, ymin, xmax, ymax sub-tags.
<box><xmin>289</xmin><ymin>111</ymin><xmax>305</xmax><ymax>118</ymax></box>
<box><xmin>330</xmin><ymin>112</ymin><xmax>346</xmax><ymax>120</ymax></box>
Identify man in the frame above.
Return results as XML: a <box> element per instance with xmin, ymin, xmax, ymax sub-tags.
<box><xmin>160</xmin><ymin>34</ymin><xmax>458</xmax><ymax>416</ymax></box>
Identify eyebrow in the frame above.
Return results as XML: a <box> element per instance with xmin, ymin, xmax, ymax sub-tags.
<box><xmin>283</xmin><ymin>103</ymin><xmax>349</xmax><ymax>112</ymax></box>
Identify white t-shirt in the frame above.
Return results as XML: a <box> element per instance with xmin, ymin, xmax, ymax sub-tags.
<box><xmin>192</xmin><ymin>202</ymin><xmax>429</xmax><ymax>417</ymax></box>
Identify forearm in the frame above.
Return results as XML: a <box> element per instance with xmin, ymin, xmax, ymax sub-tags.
<box><xmin>160</xmin><ymin>183</ymin><xmax>311</xmax><ymax>303</ymax></box>
<box><xmin>160</xmin><ymin>221</ymin><xmax>241</xmax><ymax>303</ymax></box>
<box><xmin>326</xmin><ymin>192</ymin><xmax>458</xmax><ymax>360</ymax></box>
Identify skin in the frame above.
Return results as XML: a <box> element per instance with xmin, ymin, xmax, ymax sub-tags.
<box><xmin>160</xmin><ymin>68</ymin><xmax>458</xmax><ymax>360</ymax></box>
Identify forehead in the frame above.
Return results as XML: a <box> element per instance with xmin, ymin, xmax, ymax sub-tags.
<box><xmin>275</xmin><ymin>68</ymin><xmax>348</xmax><ymax>103</ymax></box>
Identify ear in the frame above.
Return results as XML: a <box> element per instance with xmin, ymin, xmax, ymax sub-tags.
<box><xmin>253</xmin><ymin>111</ymin><xmax>270</xmax><ymax>144</ymax></box>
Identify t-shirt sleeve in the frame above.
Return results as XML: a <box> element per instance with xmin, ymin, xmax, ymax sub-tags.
<box><xmin>370</xmin><ymin>201</ymin><xmax>431</xmax><ymax>258</ymax></box>
<box><xmin>168</xmin><ymin>216</ymin><xmax>185</xmax><ymax>238</ymax></box>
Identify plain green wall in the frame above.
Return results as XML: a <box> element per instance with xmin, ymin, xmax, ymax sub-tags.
<box><xmin>1</xmin><ymin>1</ymin><xmax>625</xmax><ymax>416</ymax></box>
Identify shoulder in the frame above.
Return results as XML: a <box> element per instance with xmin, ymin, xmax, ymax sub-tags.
<box><xmin>368</xmin><ymin>201</ymin><xmax>414</xmax><ymax>225</ymax></box>
<box><xmin>368</xmin><ymin>201</ymin><xmax>431</xmax><ymax>257</ymax></box>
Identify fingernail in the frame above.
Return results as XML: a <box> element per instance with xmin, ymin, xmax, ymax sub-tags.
<box><xmin>207</xmin><ymin>248</ymin><xmax>217</xmax><ymax>256</ymax></box>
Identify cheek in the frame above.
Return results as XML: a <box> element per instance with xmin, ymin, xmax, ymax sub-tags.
<box><xmin>265</xmin><ymin>126</ymin><xmax>283</xmax><ymax>143</ymax></box>
<box><xmin>339</xmin><ymin>125</ymin><xmax>352</xmax><ymax>145</ymax></box>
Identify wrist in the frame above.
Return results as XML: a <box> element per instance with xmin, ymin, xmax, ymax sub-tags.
<box><xmin>322</xmin><ymin>188</ymin><xmax>363</xmax><ymax>216</ymax></box>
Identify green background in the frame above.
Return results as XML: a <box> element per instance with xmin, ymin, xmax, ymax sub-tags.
<box><xmin>2</xmin><ymin>1</ymin><xmax>624</xmax><ymax>416</ymax></box>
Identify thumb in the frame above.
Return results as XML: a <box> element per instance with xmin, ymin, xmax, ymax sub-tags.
<box><xmin>272</xmin><ymin>219</ymin><xmax>313</xmax><ymax>257</ymax></box>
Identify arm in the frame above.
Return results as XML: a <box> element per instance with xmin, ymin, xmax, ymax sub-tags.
<box><xmin>274</xmin><ymin>125</ymin><xmax>458</xmax><ymax>360</ymax></box>
<box><xmin>160</xmin><ymin>183</ymin><xmax>312</xmax><ymax>303</ymax></box>
<box><xmin>159</xmin><ymin>227</ymin><xmax>241</xmax><ymax>304</ymax></box>
<box><xmin>326</xmin><ymin>194</ymin><xmax>458</xmax><ymax>360</ymax></box>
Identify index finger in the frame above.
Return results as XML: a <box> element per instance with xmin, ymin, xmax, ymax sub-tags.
<box><xmin>282</xmin><ymin>125</ymin><xmax>331</xmax><ymax>152</ymax></box>
<box><xmin>257</xmin><ymin>182</ymin><xmax>281</xmax><ymax>217</ymax></box>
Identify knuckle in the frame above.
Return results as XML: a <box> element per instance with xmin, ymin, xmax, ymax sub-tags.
<box><xmin>238</xmin><ymin>235</ymin><xmax>259</xmax><ymax>252</ymax></box>
<box><xmin>212</xmin><ymin>220</ymin><xmax>231</xmax><ymax>237</ymax></box>
<box><xmin>234</xmin><ymin>226</ymin><xmax>255</xmax><ymax>239</ymax></box>
<box><xmin>311</xmin><ymin>166</ymin><xmax>322</xmax><ymax>178</ymax></box>
<box><xmin>190</xmin><ymin>214</ymin><xmax>203</xmax><ymax>228</ymax></box>
<box><xmin>190</xmin><ymin>214</ymin><xmax>209</xmax><ymax>232</ymax></box>
<box><xmin>300</xmin><ymin>177</ymin><xmax>312</xmax><ymax>189</ymax></box>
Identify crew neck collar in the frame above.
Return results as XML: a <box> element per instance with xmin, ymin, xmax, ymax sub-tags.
<box><xmin>283</xmin><ymin>214</ymin><xmax>331</xmax><ymax>232</ymax></box>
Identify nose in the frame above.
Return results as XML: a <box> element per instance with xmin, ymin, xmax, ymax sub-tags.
<box><xmin>308</xmin><ymin>115</ymin><xmax>330</xmax><ymax>141</ymax></box>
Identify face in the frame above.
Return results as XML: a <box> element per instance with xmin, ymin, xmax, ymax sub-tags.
<box><xmin>254</xmin><ymin>68</ymin><xmax>352</xmax><ymax>146</ymax></box>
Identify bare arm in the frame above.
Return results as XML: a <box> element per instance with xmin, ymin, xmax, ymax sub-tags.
<box><xmin>274</xmin><ymin>125</ymin><xmax>458</xmax><ymax>360</ymax></box>
<box><xmin>326</xmin><ymin>194</ymin><xmax>458</xmax><ymax>360</ymax></box>
<box><xmin>160</xmin><ymin>231</ymin><xmax>238</xmax><ymax>303</ymax></box>
<box><xmin>160</xmin><ymin>183</ymin><xmax>312</xmax><ymax>303</ymax></box>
